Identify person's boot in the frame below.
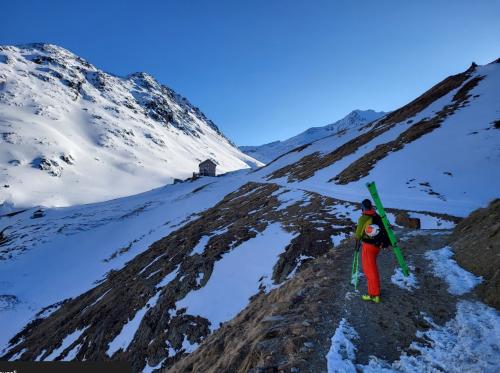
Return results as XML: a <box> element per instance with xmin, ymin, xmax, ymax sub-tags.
<box><xmin>361</xmin><ymin>294</ymin><xmax>381</xmax><ymax>303</ymax></box>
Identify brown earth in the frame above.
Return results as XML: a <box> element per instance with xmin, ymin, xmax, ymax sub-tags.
<box><xmin>167</xmin><ymin>230</ymin><xmax>459</xmax><ymax>373</ymax></box>
<box><xmin>332</xmin><ymin>75</ymin><xmax>484</xmax><ymax>185</ymax></box>
<box><xmin>451</xmin><ymin>199</ymin><xmax>500</xmax><ymax>309</ymax></box>
<box><xmin>267</xmin><ymin>64</ymin><xmax>476</xmax><ymax>183</ymax></box>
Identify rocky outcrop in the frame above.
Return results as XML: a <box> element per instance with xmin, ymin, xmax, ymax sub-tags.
<box><xmin>395</xmin><ymin>212</ymin><xmax>421</xmax><ymax>229</ymax></box>
<box><xmin>451</xmin><ymin>199</ymin><xmax>500</xmax><ymax>309</ymax></box>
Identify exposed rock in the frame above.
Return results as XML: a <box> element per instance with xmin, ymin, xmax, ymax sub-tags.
<box><xmin>59</xmin><ymin>153</ymin><xmax>75</xmax><ymax>165</ymax></box>
<box><xmin>8</xmin><ymin>160</ymin><xmax>21</xmax><ymax>166</ymax></box>
<box><xmin>395</xmin><ymin>212</ymin><xmax>421</xmax><ymax>229</ymax></box>
<box><xmin>31</xmin><ymin>209</ymin><xmax>45</xmax><ymax>219</ymax></box>
<box><xmin>451</xmin><ymin>199</ymin><xmax>500</xmax><ymax>309</ymax></box>
<box><xmin>32</xmin><ymin>157</ymin><xmax>63</xmax><ymax>177</ymax></box>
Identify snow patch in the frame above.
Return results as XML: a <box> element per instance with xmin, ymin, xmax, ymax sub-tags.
<box><xmin>142</xmin><ymin>357</ymin><xmax>166</xmax><ymax>373</ymax></box>
<box><xmin>191</xmin><ymin>235</ymin><xmax>210</xmax><ymax>255</ymax></box>
<box><xmin>106</xmin><ymin>291</ymin><xmax>161</xmax><ymax>356</ymax></box>
<box><xmin>364</xmin><ymin>301</ymin><xmax>500</xmax><ymax>372</ymax></box>
<box><xmin>425</xmin><ymin>246</ymin><xmax>482</xmax><ymax>295</ymax></box>
<box><xmin>327</xmin><ymin>302</ymin><xmax>500</xmax><ymax>373</ymax></box>
<box><xmin>409</xmin><ymin>212</ymin><xmax>456</xmax><ymax>229</ymax></box>
<box><xmin>175</xmin><ymin>224</ymin><xmax>296</xmax><ymax>331</ymax></box>
<box><xmin>44</xmin><ymin>326</ymin><xmax>88</xmax><ymax>361</ymax></box>
<box><xmin>156</xmin><ymin>266</ymin><xmax>179</xmax><ymax>288</ymax></box>
<box><xmin>331</xmin><ymin>233</ymin><xmax>348</xmax><ymax>247</ymax></box>
<box><xmin>391</xmin><ymin>266</ymin><xmax>419</xmax><ymax>291</ymax></box>
<box><xmin>181</xmin><ymin>335</ymin><xmax>198</xmax><ymax>353</ymax></box>
<box><xmin>326</xmin><ymin>318</ymin><xmax>359</xmax><ymax>373</ymax></box>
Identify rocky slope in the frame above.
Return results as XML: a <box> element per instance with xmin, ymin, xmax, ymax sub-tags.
<box><xmin>0</xmin><ymin>43</ymin><xmax>261</xmax><ymax>211</ymax></box>
<box><xmin>240</xmin><ymin>110</ymin><xmax>385</xmax><ymax>164</ymax></box>
<box><xmin>452</xmin><ymin>198</ymin><xmax>500</xmax><ymax>309</ymax></box>
<box><xmin>0</xmin><ymin>176</ymin><xmax>459</xmax><ymax>372</ymax></box>
<box><xmin>167</xmin><ymin>229</ymin><xmax>456</xmax><ymax>373</ymax></box>
<box><xmin>168</xmin><ymin>195</ymin><xmax>500</xmax><ymax>373</ymax></box>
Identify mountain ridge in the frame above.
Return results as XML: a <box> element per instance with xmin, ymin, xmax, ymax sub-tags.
<box><xmin>240</xmin><ymin>109</ymin><xmax>386</xmax><ymax>163</ymax></box>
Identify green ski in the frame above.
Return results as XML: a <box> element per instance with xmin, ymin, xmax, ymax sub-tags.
<box><xmin>366</xmin><ymin>181</ymin><xmax>410</xmax><ymax>276</ymax></box>
<box><xmin>351</xmin><ymin>240</ymin><xmax>360</xmax><ymax>290</ymax></box>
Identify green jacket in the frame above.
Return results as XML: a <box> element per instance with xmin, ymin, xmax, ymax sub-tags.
<box><xmin>355</xmin><ymin>210</ymin><xmax>376</xmax><ymax>241</ymax></box>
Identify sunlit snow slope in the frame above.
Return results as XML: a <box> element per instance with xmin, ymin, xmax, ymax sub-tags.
<box><xmin>0</xmin><ymin>43</ymin><xmax>262</xmax><ymax>211</ymax></box>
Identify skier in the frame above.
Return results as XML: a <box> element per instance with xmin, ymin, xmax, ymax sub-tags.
<box><xmin>354</xmin><ymin>198</ymin><xmax>389</xmax><ymax>303</ymax></box>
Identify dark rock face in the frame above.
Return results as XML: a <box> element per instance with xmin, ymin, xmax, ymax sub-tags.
<box><xmin>60</xmin><ymin>153</ymin><xmax>75</xmax><ymax>165</ymax></box>
<box><xmin>32</xmin><ymin>157</ymin><xmax>63</xmax><ymax>177</ymax></box>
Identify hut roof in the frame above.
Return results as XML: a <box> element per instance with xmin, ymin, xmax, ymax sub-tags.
<box><xmin>199</xmin><ymin>159</ymin><xmax>216</xmax><ymax>167</ymax></box>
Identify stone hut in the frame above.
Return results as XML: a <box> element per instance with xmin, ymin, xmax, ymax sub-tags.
<box><xmin>198</xmin><ymin>159</ymin><xmax>217</xmax><ymax>177</ymax></box>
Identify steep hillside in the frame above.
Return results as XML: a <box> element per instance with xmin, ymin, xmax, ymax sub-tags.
<box><xmin>240</xmin><ymin>110</ymin><xmax>385</xmax><ymax>164</ymax></box>
<box><xmin>259</xmin><ymin>60</ymin><xmax>500</xmax><ymax>216</ymax></box>
<box><xmin>451</xmin><ymin>199</ymin><xmax>500</xmax><ymax>309</ymax></box>
<box><xmin>0</xmin><ymin>43</ymin><xmax>261</xmax><ymax>211</ymax></box>
<box><xmin>0</xmin><ymin>170</ymin><xmax>458</xmax><ymax>372</ymax></box>
<box><xmin>168</xmin><ymin>206</ymin><xmax>498</xmax><ymax>373</ymax></box>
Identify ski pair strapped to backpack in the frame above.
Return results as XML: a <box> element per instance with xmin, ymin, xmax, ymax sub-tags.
<box><xmin>366</xmin><ymin>181</ymin><xmax>410</xmax><ymax>276</ymax></box>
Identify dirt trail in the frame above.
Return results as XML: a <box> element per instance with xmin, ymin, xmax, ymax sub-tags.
<box><xmin>341</xmin><ymin>231</ymin><xmax>457</xmax><ymax>364</ymax></box>
<box><xmin>167</xmin><ymin>229</ymin><xmax>466</xmax><ymax>372</ymax></box>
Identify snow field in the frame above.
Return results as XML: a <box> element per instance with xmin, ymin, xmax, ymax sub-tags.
<box><xmin>175</xmin><ymin>223</ymin><xmax>297</xmax><ymax>332</ymax></box>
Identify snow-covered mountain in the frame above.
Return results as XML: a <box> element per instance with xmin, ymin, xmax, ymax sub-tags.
<box><xmin>240</xmin><ymin>109</ymin><xmax>386</xmax><ymax>163</ymax></box>
<box><xmin>1</xmin><ymin>59</ymin><xmax>499</xmax><ymax>373</ymax></box>
<box><xmin>0</xmin><ymin>43</ymin><xmax>262</xmax><ymax>211</ymax></box>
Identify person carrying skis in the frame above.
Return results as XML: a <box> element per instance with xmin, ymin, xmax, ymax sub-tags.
<box><xmin>354</xmin><ymin>198</ymin><xmax>390</xmax><ymax>303</ymax></box>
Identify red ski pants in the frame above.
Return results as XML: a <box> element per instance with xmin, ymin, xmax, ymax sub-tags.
<box><xmin>362</xmin><ymin>242</ymin><xmax>381</xmax><ymax>296</ymax></box>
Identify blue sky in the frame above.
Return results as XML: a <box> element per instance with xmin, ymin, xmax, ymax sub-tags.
<box><xmin>2</xmin><ymin>0</ymin><xmax>499</xmax><ymax>145</ymax></box>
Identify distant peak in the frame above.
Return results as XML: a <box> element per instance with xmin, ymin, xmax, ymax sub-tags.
<box><xmin>126</xmin><ymin>72</ymin><xmax>159</xmax><ymax>88</ymax></box>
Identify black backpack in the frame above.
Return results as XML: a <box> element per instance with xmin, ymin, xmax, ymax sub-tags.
<box><xmin>364</xmin><ymin>213</ymin><xmax>391</xmax><ymax>248</ymax></box>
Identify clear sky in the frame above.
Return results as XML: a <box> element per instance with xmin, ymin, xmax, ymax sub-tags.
<box><xmin>1</xmin><ymin>0</ymin><xmax>499</xmax><ymax>146</ymax></box>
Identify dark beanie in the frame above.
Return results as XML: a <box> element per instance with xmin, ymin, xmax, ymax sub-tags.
<box><xmin>361</xmin><ymin>199</ymin><xmax>372</xmax><ymax>210</ymax></box>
